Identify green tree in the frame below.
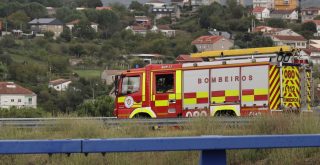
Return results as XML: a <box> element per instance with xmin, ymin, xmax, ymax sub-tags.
<box><xmin>76</xmin><ymin>0</ymin><xmax>102</xmax><ymax>8</ymax></box>
<box><xmin>23</xmin><ymin>2</ymin><xmax>47</xmax><ymax>19</ymax></box>
<box><xmin>60</xmin><ymin>27</ymin><xmax>72</xmax><ymax>42</ymax></box>
<box><xmin>266</xmin><ymin>18</ymin><xmax>287</xmax><ymax>28</ymax></box>
<box><xmin>77</xmin><ymin>95</ymin><xmax>114</xmax><ymax>116</ymax></box>
<box><xmin>72</xmin><ymin>20</ymin><xmax>97</xmax><ymax>40</ymax></box>
<box><xmin>0</xmin><ymin>62</ymin><xmax>8</xmax><ymax>80</ymax></box>
<box><xmin>7</xmin><ymin>10</ymin><xmax>29</xmax><ymax>29</ymax></box>
<box><xmin>235</xmin><ymin>33</ymin><xmax>274</xmax><ymax>48</ymax></box>
<box><xmin>301</xmin><ymin>22</ymin><xmax>317</xmax><ymax>33</ymax></box>
<box><xmin>129</xmin><ymin>1</ymin><xmax>144</xmax><ymax>11</ymax></box>
<box><xmin>69</xmin><ymin>44</ymin><xmax>86</xmax><ymax>57</ymax></box>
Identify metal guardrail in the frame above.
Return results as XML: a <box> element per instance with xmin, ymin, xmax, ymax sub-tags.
<box><xmin>0</xmin><ymin>117</ymin><xmax>251</xmax><ymax>128</ymax></box>
<box><xmin>0</xmin><ymin>134</ymin><xmax>320</xmax><ymax>165</ymax></box>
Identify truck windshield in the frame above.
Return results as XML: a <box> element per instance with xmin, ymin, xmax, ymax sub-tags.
<box><xmin>121</xmin><ymin>76</ymin><xmax>140</xmax><ymax>95</ymax></box>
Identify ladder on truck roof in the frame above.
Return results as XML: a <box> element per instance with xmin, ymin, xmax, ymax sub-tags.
<box><xmin>190</xmin><ymin>46</ymin><xmax>295</xmax><ymax>60</ymax></box>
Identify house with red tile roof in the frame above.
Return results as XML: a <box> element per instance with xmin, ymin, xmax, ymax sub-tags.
<box><xmin>271</xmin><ymin>35</ymin><xmax>307</xmax><ymax>49</ymax></box>
<box><xmin>125</xmin><ymin>25</ymin><xmax>149</xmax><ymax>36</ymax></box>
<box><xmin>0</xmin><ymin>82</ymin><xmax>37</xmax><ymax>108</ymax></box>
<box><xmin>66</xmin><ymin>19</ymin><xmax>98</xmax><ymax>32</ymax></box>
<box><xmin>191</xmin><ymin>35</ymin><xmax>234</xmax><ymax>52</ymax></box>
<box><xmin>96</xmin><ymin>6</ymin><xmax>112</xmax><ymax>10</ymax></box>
<box><xmin>175</xmin><ymin>54</ymin><xmax>203</xmax><ymax>64</ymax></box>
<box><xmin>301</xmin><ymin>7</ymin><xmax>320</xmax><ymax>22</ymax></box>
<box><xmin>252</xmin><ymin>7</ymin><xmax>270</xmax><ymax>20</ymax></box>
<box><xmin>49</xmin><ymin>79</ymin><xmax>72</xmax><ymax>91</ymax></box>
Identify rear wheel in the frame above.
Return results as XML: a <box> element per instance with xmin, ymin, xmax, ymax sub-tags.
<box><xmin>214</xmin><ymin>110</ymin><xmax>236</xmax><ymax>117</ymax></box>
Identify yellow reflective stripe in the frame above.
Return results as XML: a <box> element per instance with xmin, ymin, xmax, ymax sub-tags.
<box><xmin>226</xmin><ymin>90</ymin><xmax>239</xmax><ymax>96</ymax></box>
<box><xmin>151</xmin><ymin>72</ymin><xmax>153</xmax><ymax>101</ymax></box>
<box><xmin>118</xmin><ymin>96</ymin><xmax>125</xmax><ymax>103</ymax></box>
<box><xmin>142</xmin><ymin>72</ymin><xmax>146</xmax><ymax>101</ymax></box>
<box><xmin>254</xmin><ymin>89</ymin><xmax>268</xmax><ymax>95</ymax></box>
<box><xmin>211</xmin><ymin>97</ymin><xmax>225</xmax><ymax>103</ymax></box>
<box><xmin>242</xmin><ymin>95</ymin><xmax>254</xmax><ymax>102</ymax></box>
<box><xmin>176</xmin><ymin>70</ymin><xmax>182</xmax><ymax>100</ymax></box>
<box><xmin>184</xmin><ymin>98</ymin><xmax>197</xmax><ymax>105</ymax></box>
<box><xmin>169</xmin><ymin>94</ymin><xmax>176</xmax><ymax>100</ymax></box>
<box><xmin>196</xmin><ymin>92</ymin><xmax>208</xmax><ymax>98</ymax></box>
<box><xmin>129</xmin><ymin>108</ymin><xmax>156</xmax><ymax>118</ymax></box>
<box><xmin>155</xmin><ymin>100</ymin><xmax>169</xmax><ymax>106</ymax></box>
<box><xmin>152</xmin><ymin>95</ymin><xmax>155</xmax><ymax>101</ymax></box>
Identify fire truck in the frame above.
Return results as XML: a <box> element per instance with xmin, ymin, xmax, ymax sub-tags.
<box><xmin>113</xmin><ymin>46</ymin><xmax>313</xmax><ymax>118</ymax></box>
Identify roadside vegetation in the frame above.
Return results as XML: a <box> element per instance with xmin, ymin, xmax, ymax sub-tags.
<box><xmin>0</xmin><ymin>114</ymin><xmax>319</xmax><ymax>164</ymax></box>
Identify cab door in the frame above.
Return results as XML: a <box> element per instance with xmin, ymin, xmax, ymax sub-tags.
<box><xmin>117</xmin><ymin>73</ymin><xmax>143</xmax><ymax>118</ymax></box>
<box><xmin>152</xmin><ymin>71</ymin><xmax>178</xmax><ymax>118</ymax></box>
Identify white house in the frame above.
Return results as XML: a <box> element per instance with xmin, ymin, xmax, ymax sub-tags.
<box><xmin>125</xmin><ymin>25</ymin><xmax>149</xmax><ymax>36</ymax></box>
<box><xmin>252</xmin><ymin>7</ymin><xmax>270</xmax><ymax>21</ymax></box>
<box><xmin>253</xmin><ymin>0</ymin><xmax>273</xmax><ymax>9</ymax></box>
<box><xmin>49</xmin><ymin>79</ymin><xmax>72</xmax><ymax>91</ymax></box>
<box><xmin>309</xmin><ymin>40</ymin><xmax>320</xmax><ymax>65</ymax></box>
<box><xmin>151</xmin><ymin>25</ymin><xmax>176</xmax><ymax>37</ymax></box>
<box><xmin>270</xmin><ymin>10</ymin><xmax>298</xmax><ymax>21</ymax></box>
<box><xmin>66</xmin><ymin>19</ymin><xmax>98</xmax><ymax>32</ymax></box>
<box><xmin>0</xmin><ymin>82</ymin><xmax>37</xmax><ymax>109</ymax></box>
<box><xmin>145</xmin><ymin>0</ymin><xmax>166</xmax><ymax>8</ymax></box>
<box><xmin>271</xmin><ymin>35</ymin><xmax>307</xmax><ymax>49</ymax></box>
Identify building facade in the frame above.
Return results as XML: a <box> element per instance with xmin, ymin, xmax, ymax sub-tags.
<box><xmin>28</xmin><ymin>18</ymin><xmax>64</xmax><ymax>38</ymax></box>
<box><xmin>191</xmin><ymin>35</ymin><xmax>234</xmax><ymax>52</ymax></box>
<box><xmin>301</xmin><ymin>7</ymin><xmax>320</xmax><ymax>22</ymax></box>
<box><xmin>0</xmin><ymin>82</ymin><xmax>37</xmax><ymax>109</ymax></box>
<box><xmin>49</xmin><ymin>79</ymin><xmax>72</xmax><ymax>92</ymax></box>
<box><xmin>253</xmin><ymin>0</ymin><xmax>274</xmax><ymax>9</ymax></box>
<box><xmin>274</xmin><ymin>0</ymin><xmax>298</xmax><ymax>11</ymax></box>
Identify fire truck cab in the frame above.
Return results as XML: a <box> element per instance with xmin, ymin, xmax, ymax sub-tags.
<box><xmin>114</xmin><ymin>46</ymin><xmax>313</xmax><ymax>118</ymax></box>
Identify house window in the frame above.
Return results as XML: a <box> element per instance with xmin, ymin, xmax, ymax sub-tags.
<box><xmin>284</xmin><ymin>0</ymin><xmax>289</xmax><ymax>5</ymax></box>
<box><xmin>302</xmin><ymin>43</ymin><xmax>306</xmax><ymax>46</ymax></box>
<box><xmin>18</xmin><ymin>99</ymin><xmax>21</xmax><ymax>103</ymax></box>
<box><xmin>28</xmin><ymin>98</ymin><xmax>32</xmax><ymax>104</ymax></box>
<box><xmin>11</xmin><ymin>99</ymin><xmax>14</xmax><ymax>102</ymax></box>
<box><xmin>156</xmin><ymin>74</ymin><xmax>174</xmax><ymax>93</ymax></box>
<box><xmin>297</xmin><ymin>42</ymin><xmax>301</xmax><ymax>46</ymax></box>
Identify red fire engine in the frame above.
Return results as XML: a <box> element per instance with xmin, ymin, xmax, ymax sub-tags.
<box><xmin>113</xmin><ymin>46</ymin><xmax>313</xmax><ymax>118</ymax></box>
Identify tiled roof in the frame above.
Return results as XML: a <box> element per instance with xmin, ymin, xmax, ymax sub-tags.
<box><xmin>66</xmin><ymin>19</ymin><xmax>98</xmax><ymax>25</ymax></box>
<box><xmin>272</xmin><ymin>35</ymin><xmax>306</xmax><ymax>41</ymax></box>
<box><xmin>157</xmin><ymin>25</ymin><xmax>172</xmax><ymax>30</ymax></box>
<box><xmin>301</xmin><ymin>7</ymin><xmax>320</xmax><ymax>11</ymax></box>
<box><xmin>131</xmin><ymin>25</ymin><xmax>148</xmax><ymax>31</ymax></box>
<box><xmin>192</xmin><ymin>36</ymin><xmax>224</xmax><ymax>45</ymax></box>
<box><xmin>49</xmin><ymin>79</ymin><xmax>71</xmax><ymax>86</ymax></box>
<box><xmin>252</xmin><ymin>7</ymin><xmax>266</xmax><ymax>13</ymax></box>
<box><xmin>305</xmin><ymin>20</ymin><xmax>320</xmax><ymax>25</ymax></box>
<box><xmin>96</xmin><ymin>6</ymin><xmax>112</xmax><ymax>10</ymax></box>
<box><xmin>0</xmin><ymin>82</ymin><xmax>35</xmax><ymax>95</ymax></box>
<box><xmin>29</xmin><ymin>18</ymin><xmax>63</xmax><ymax>25</ymax></box>
<box><xmin>175</xmin><ymin>55</ymin><xmax>203</xmax><ymax>63</ymax></box>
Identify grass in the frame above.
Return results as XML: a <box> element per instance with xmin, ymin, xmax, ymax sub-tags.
<box><xmin>0</xmin><ymin>114</ymin><xmax>320</xmax><ymax>164</ymax></box>
<box><xmin>73</xmin><ymin>69</ymin><xmax>102</xmax><ymax>79</ymax></box>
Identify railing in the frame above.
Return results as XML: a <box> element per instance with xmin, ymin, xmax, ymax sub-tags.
<box><xmin>0</xmin><ymin>117</ymin><xmax>250</xmax><ymax>128</ymax></box>
<box><xmin>0</xmin><ymin>134</ymin><xmax>320</xmax><ymax>165</ymax></box>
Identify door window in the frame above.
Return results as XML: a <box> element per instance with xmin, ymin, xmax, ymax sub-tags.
<box><xmin>156</xmin><ymin>74</ymin><xmax>174</xmax><ymax>94</ymax></box>
<box><xmin>121</xmin><ymin>76</ymin><xmax>140</xmax><ymax>95</ymax></box>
